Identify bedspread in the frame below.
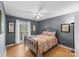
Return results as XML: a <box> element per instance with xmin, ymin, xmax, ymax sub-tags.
<box><xmin>32</xmin><ymin>35</ymin><xmax>58</xmax><ymax>54</ymax></box>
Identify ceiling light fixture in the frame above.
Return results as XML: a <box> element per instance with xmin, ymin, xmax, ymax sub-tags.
<box><xmin>35</xmin><ymin>12</ymin><xmax>41</xmax><ymax>19</ymax></box>
<box><xmin>35</xmin><ymin>15</ymin><xmax>40</xmax><ymax>19</ymax></box>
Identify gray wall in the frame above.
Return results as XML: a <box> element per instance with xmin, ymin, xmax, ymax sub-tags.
<box><xmin>6</xmin><ymin>15</ymin><xmax>38</xmax><ymax>45</ymax></box>
<box><xmin>6</xmin><ymin>16</ymin><xmax>16</xmax><ymax>45</ymax></box>
<box><xmin>38</xmin><ymin>12</ymin><xmax>75</xmax><ymax>48</ymax></box>
<box><xmin>31</xmin><ymin>21</ymin><xmax>39</xmax><ymax>35</ymax></box>
<box><xmin>6</xmin><ymin>12</ymin><xmax>76</xmax><ymax>49</ymax></box>
<box><xmin>0</xmin><ymin>2</ymin><xmax>6</xmax><ymax>56</ymax></box>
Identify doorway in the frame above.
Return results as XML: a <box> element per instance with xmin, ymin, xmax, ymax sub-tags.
<box><xmin>15</xmin><ymin>20</ymin><xmax>31</xmax><ymax>44</ymax></box>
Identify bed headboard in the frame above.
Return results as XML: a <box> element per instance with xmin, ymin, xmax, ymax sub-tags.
<box><xmin>42</xmin><ymin>27</ymin><xmax>57</xmax><ymax>32</ymax></box>
<box><xmin>42</xmin><ymin>27</ymin><xmax>58</xmax><ymax>38</ymax></box>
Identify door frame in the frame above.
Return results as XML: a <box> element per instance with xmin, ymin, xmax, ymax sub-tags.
<box><xmin>15</xmin><ymin>20</ymin><xmax>31</xmax><ymax>44</ymax></box>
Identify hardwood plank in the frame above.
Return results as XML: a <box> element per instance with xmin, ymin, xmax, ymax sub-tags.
<box><xmin>6</xmin><ymin>43</ymin><xmax>75</xmax><ymax>57</ymax></box>
<box><xmin>43</xmin><ymin>45</ymin><xmax>75</xmax><ymax>57</ymax></box>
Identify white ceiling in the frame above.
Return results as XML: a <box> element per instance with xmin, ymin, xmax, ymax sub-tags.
<box><xmin>3</xmin><ymin>1</ymin><xmax>79</xmax><ymax>21</ymax></box>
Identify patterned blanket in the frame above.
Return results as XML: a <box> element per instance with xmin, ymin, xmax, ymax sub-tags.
<box><xmin>32</xmin><ymin>35</ymin><xmax>58</xmax><ymax>54</ymax></box>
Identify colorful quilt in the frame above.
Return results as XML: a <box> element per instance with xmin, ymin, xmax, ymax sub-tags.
<box><xmin>32</xmin><ymin>35</ymin><xmax>58</xmax><ymax>54</ymax></box>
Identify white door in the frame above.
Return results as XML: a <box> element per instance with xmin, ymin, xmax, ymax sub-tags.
<box><xmin>15</xmin><ymin>20</ymin><xmax>31</xmax><ymax>44</ymax></box>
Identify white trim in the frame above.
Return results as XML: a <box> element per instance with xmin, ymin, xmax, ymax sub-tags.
<box><xmin>59</xmin><ymin>44</ymin><xmax>76</xmax><ymax>56</ymax></box>
<box><xmin>6</xmin><ymin>43</ymin><xmax>16</xmax><ymax>48</ymax></box>
<box><xmin>4</xmin><ymin>49</ymin><xmax>6</xmax><ymax>57</ymax></box>
<box><xmin>59</xmin><ymin>44</ymin><xmax>74</xmax><ymax>51</ymax></box>
<box><xmin>15</xmin><ymin>20</ymin><xmax>20</xmax><ymax>44</ymax></box>
<box><xmin>6</xmin><ymin>42</ymin><xmax>23</xmax><ymax>48</ymax></box>
<box><xmin>28</xmin><ymin>21</ymin><xmax>31</xmax><ymax>36</ymax></box>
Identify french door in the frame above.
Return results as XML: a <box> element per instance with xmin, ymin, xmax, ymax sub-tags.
<box><xmin>15</xmin><ymin>20</ymin><xmax>31</xmax><ymax>43</ymax></box>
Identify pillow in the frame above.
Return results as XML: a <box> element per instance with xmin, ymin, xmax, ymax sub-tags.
<box><xmin>42</xmin><ymin>31</ymin><xmax>48</xmax><ymax>35</ymax></box>
<box><xmin>47</xmin><ymin>32</ymin><xmax>53</xmax><ymax>36</ymax></box>
<box><xmin>47</xmin><ymin>32</ymin><xmax>56</xmax><ymax>36</ymax></box>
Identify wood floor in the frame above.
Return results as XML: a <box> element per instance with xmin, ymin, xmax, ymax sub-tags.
<box><xmin>6</xmin><ymin>43</ymin><xmax>75</xmax><ymax>57</ymax></box>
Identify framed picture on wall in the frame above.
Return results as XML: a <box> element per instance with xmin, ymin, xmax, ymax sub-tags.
<box><xmin>61</xmin><ymin>24</ymin><xmax>70</xmax><ymax>32</ymax></box>
<box><xmin>8</xmin><ymin>21</ymin><xmax>14</xmax><ymax>32</ymax></box>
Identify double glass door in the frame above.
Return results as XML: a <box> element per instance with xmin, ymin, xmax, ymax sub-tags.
<box><xmin>16</xmin><ymin>20</ymin><xmax>31</xmax><ymax>43</ymax></box>
<box><xmin>19</xmin><ymin>21</ymin><xmax>28</xmax><ymax>41</ymax></box>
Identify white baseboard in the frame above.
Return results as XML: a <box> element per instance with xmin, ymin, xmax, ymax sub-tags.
<box><xmin>5</xmin><ymin>43</ymin><xmax>23</xmax><ymax>57</ymax></box>
<box><xmin>4</xmin><ymin>49</ymin><xmax>6</xmax><ymax>57</ymax></box>
<box><xmin>60</xmin><ymin>44</ymin><xmax>76</xmax><ymax>56</ymax></box>
<box><xmin>6</xmin><ymin>42</ymin><xmax>24</xmax><ymax>48</ymax></box>
<box><xmin>6</xmin><ymin>43</ymin><xmax>15</xmax><ymax>48</ymax></box>
<box><xmin>59</xmin><ymin>44</ymin><xmax>74</xmax><ymax>51</ymax></box>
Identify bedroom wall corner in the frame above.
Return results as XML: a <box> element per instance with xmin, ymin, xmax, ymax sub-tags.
<box><xmin>38</xmin><ymin>12</ymin><xmax>76</xmax><ymax>49</ymax></box>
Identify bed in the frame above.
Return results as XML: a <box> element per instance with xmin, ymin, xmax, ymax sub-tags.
<box><xmin>24</xmin><ymin>28</ymin><xmax>58</xmax><ymax>56</ymax></box>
